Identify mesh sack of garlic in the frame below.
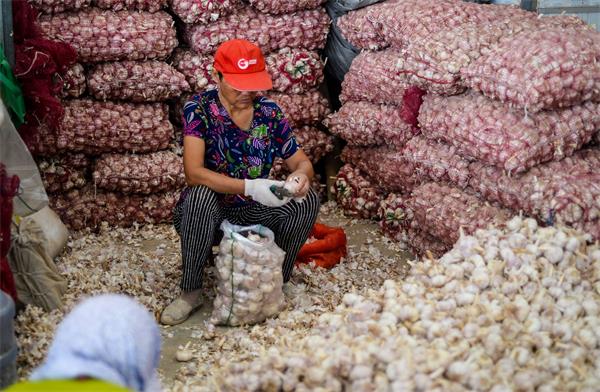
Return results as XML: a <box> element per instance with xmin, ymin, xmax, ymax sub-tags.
<box><xmin>333</xmin><ymin>163</ymin><xmax>384</xmax><ymax>220</ymax></box>
<box><xmin>402</xmin><ymin>136</ymin><xmax>472</xmax><ymax>190</ymax></box>
<box><xmin>25</xmin><ymin>124</ymin><xmax>61</xmax><ymax>157</ymax></box>
<box><xmin>248</xmin><ymin>0</ymin><xmax>326</xmax><ymax>15</ymax></box>
<box><xmin>463</xmin><ymin>25</ymin><xmax>600</xmax><ymax>113</ymax></box>
<box><xmin>341</xmin><ymin>145</ymin><xmax>420</xmax><ymax>193</ymax></box>
<box><xmin>184</xmin><ymin>6</ymin><xmax>330</xmax><ymax>55</ymax></box>
<box><xmin>37</xmin><ymin>154</ymin><xmax>90</xmax><ymax>194</ymax></box>
<box><xmin>39</xmin><ymin>9</ymin><xmax>178</xmax><ymax>63</ymax></box>
<box><xmin>267</xmin><ymin>90</ymin><xmax>330</xmax><ymax>128</ymax></box>
<box><xmin>211</xmin><ymin>220</ymin><xmax>286</xmax><ymax>326</ymax></box>
<box><xmin>59</xmin><ymin>63</ymin><xmax>86</xmax><ymax>98</ymax></box>
<box><xmin>93</xmin><ymin>0</ymin><xmax>167</xmax><ymax>12</ymax></box>
<box><xmin>340</xmin><ymin>50</ymin><xmax>410</xmax><ymax>106</ymax></box>
<box><xmin>336</xmin><ymin>0</ymin><xmax>479</xmax><ymax>51</ymax></box>
<box><xmin>335</xmin><ymin>0</ymin><xmax>393</xmax><ymax>51</ymax></box>
<box><xmin>294</xmin><ymin>126</ymin><xmax>335</xmax><ymax>164</ymax></box>
<box><xmin>378</xmin><ymin>0</ymin><xmax>529</xmax><ymax>51</ymax></box>
<box><xmin>325</xmin><ymin>101</ymin><xmax>415</xmax><ymax>148</ymax></box>
<box><xmin>30</xmin><ymin>0</ymin><xmax>91</xmax><ymax>14</ymax></box>
<box><xmin>399</xmin><ymin>15</ymin><xmax>580</xmax><ymax>98</ymax></box>
<box><xmin>419</xmin><ymin>93</ymin><xmax>600</xmax><ymax>174</ymax></box>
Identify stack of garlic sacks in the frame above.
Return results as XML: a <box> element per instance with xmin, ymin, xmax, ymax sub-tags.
<box><xmin>170</xmin><ymin>0</ymin><xmax>334</xmax><ymax>198</ymax></box>
<box><xmin>328</xmin><ymin>0</ymin><xmax>600</xmax><ymax>256</ymax></box>
<box><xmin>28</xmin><ymin>0</ymin><xmax>187</xmax><ymax>230</ymax></box>
<box><xmin>213</xmin><ymin>217</ymin><xmax>600</xmax><ymax>391</ymax></box>
<box><xmin>29</xmin><ymin>0</ymin><xmax>333</xmax><ymax>231</ymax></box>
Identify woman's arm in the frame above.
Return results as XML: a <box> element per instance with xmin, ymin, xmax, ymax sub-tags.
<box><xmin>183</xmin><ymin>136</ymin><xmax>245</xmax><ymax>194</ymax></box>
<box><xmin>285</xmin><ymin>149</ymin><xmax>314</xmax><ymax>180</ymax></box>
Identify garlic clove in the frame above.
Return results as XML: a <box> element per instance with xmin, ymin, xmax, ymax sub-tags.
<box><xmin>176</xmin><ymin>349</ymin><xmax>193</xmax><ymax>362</ymax></box>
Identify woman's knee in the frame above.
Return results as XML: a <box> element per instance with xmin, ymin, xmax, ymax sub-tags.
<box><xmin>173</xmin><ymin>202</ymin><xmax>184</xmax><ymax>235</ymax></box>
<box><xmin>303</xmin><ymin>188</ymin><xmax>321</xmax><ymax>218</ymax></box>
<box><xmin>180</xmin><ymin>186</ymin><xmax>221</xmax><ymax>225</ymax></box>
<box><xmin>182</xmin><ymin>186</ymin><xmax>219</xmax><ymax>212</ymax></box>
<box><xmin>284</xmin><ymin>188</ymin><xmax>320</xmax><ymax>226</ymax></box>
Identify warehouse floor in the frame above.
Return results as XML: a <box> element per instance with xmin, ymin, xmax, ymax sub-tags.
<box><xmin>14</xmin><ymin>204</ymin><xmax>413</xmax><ymax>391</ymax></box>
<box><xmin>157</xmin><ymin>206</ymin><xmax>412</xmax><ymax>390</ymax></box>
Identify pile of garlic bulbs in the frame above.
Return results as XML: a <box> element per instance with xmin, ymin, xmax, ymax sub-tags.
<box><xmin>211</xmin><ymin>222</ymin><xmax>286</xmax><ymax>326</ymax></box>
<box><xmin>215</xmin><ymin>216</ymin><xmax>600</xmax><ymax>391</ymax></box>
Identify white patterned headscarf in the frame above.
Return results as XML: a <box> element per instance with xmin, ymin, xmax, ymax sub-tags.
<box><xmin>31</xmin><ymin>294</ymin><xmax>162</xmax><ymax>392</ymax></box>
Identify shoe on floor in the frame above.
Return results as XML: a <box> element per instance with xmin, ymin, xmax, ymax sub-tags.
<box><xmin>160</xmin><ymin>297</ymin><xmax>202</xmax><ymax>326</ymax></box>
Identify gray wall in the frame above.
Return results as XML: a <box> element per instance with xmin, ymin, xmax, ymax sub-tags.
<box><xmin>538</xmin><ymin>0</ymin><xmax>600</xmax><ymax>31</ymax></box>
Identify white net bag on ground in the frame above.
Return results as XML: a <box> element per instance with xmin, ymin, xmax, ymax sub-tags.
<box><xmin>211</xmin><ymin>221</ymin><xmax>286</xmax><ymax>326</ymax></box>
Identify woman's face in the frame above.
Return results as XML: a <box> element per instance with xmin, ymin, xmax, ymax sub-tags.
<box><xmin>214</xmin><ymin>70</ymin><xmax>258</xmax><ymax>110</ymax></box>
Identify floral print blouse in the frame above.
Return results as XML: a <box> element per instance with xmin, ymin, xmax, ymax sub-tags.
<box><xmin>182</xmin><ymin>89</ymin><xmax>299</xmax><ymax>207</ymax></box>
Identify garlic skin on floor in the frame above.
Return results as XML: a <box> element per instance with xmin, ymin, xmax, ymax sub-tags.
<box><xmin>15</xmin><ymin>204</ymin><xmax>409</xmax><ymax>386</ymax></box>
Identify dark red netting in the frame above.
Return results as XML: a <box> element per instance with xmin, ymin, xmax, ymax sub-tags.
<box><xmin>400</xmin><ymin>86</ymin><xmax>426</xmax><ymax>132</ymax></box>
<box><xmin>0</xmin><ymin>164</ymin><xmax>19</xmax><ymax>301</ymax></box>
<box><xmin>12</xmin><ymin>0</ymin><xmax>77</xmax><ymax>149</ymax></box>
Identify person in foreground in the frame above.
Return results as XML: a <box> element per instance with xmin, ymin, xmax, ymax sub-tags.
<box><xmin>7</xmin><ymin>294</ymin><xmax>161</xmax><ymax>392</ymax></box>
<box><xmin>160</xmin><ymin>39</ymin><xmax>320</xmax><ymax>325</ymax></box>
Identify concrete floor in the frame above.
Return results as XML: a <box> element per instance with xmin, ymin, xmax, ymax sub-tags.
<box><xmin>156</xmin><ymin>212</ymin><xmax>411</xmax><ymax>386</ymax></box>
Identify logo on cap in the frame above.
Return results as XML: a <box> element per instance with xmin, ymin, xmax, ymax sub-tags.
<box><xmin>237</xmin><ymin>58</ymin><xmax>258</xmax><ymax>70</ymax></box>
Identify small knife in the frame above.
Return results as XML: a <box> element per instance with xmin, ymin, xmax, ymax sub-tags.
<box><xmin>270</xmin><ymin>184</ymin><xmax>294</xmax><ymax>200</ymax></box>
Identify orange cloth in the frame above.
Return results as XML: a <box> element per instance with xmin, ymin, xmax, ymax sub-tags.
<box><xmin>296</xmin><ymin>223</ymin><xmax>347</xmax><ymax>269</ymax></box>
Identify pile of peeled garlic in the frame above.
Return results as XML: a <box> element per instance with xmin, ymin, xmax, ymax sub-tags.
<box><xmin>214</xmin><ymin>216</ymin><xmax>600</xmax><ymax>391</ymax></box>
<box><xmin>211</xmin><ymin>227</ymin><xmax>287</xmax><ymax>326</ymax></box>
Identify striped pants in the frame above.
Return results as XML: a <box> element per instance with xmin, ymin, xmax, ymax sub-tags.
<box><xmin>173</xmin><ymin>185</ymin><xmax>320</xmax><ymax>291</ymax></box>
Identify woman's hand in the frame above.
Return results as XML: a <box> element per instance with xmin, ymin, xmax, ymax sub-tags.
<box><xmin>284</xmin><ymin>150</ymin><xmax>313</xmax><ymax>200</ymax></box>
<box><xmin>285</xmin><ymin>172</ymin><xmax>310</xmax><ymax>198</ymax></box>
<box><xmin>244</xmin><ymin>179</ymin><xmax>291</xmax><ymax>207</ymax></box>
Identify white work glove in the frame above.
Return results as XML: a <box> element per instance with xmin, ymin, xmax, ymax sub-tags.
<box><xmin>244</xmin><ymin>179</ymin><xmax>291</xmax><ymax>207</ymax></box>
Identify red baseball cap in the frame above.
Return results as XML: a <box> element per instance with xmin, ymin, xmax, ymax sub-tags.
<box><xmin>213</xmin><ymin>39</ymin><xmax>273</xmax><ymax>92</ymax></box>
